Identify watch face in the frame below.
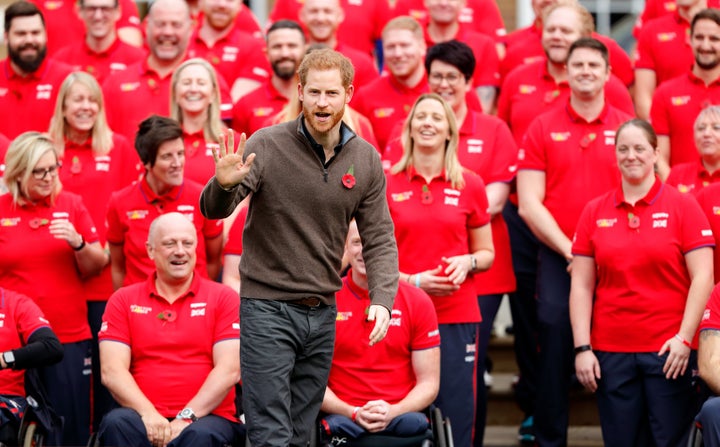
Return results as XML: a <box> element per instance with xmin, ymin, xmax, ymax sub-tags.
<box><xmin>4</xmin><ymin>351</ymin><xmax>14</xmax><ymax>363</ymax></box>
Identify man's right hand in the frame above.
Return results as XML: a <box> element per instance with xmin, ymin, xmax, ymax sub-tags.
<box><xmin>212</xmin><ymin>130</ymin><xmax>256</xmax><ymax>189</ymax></box>
<box><xmin>140</xmin><ymin>409</ymin><xmax>171</xmax><ymax>447</ymax></box>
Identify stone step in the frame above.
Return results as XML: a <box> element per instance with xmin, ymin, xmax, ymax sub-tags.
<box><xmin>486</xmin><ymin>373</ymin><xmax>600</xmax><ymax>426</ymax></box>
<box><xmin>484</xmin><ymin>426</ymin><xmax>604</xmax><ymax>447</ymax></box>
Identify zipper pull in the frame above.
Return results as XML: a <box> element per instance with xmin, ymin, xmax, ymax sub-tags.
<box><xmin>323</xmin><ymin>168</ymin><xmax>328</xmax><ymax>182</ymax></box>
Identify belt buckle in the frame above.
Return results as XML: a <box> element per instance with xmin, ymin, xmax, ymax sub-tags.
<box><xmin>304</xmin><ymin>297</ymin><xmax>321</xmax><ymax>307</ymax></box>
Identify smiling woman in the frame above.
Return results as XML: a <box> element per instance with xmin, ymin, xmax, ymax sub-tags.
<box><xmin>570</xmin><ymin>119</ymin><xmax>715</xmax><ymax>446</ymax></box>
<box><xmin>0</xmin><ymin>132</ymin><xmax>109</xmax><ymax>445</ymax></box>
<box><xmin>170</xmin><ymin>58</ymin><xmax>227</xmax><ymax>185</ymax></box>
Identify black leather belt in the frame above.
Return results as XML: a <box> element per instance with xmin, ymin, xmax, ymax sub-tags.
<box><xmin>285</xmin><ymin>297</ymin><xmax>324</xmax><ymax>307</ymax></box>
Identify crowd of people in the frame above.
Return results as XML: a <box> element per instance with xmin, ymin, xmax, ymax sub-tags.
<box><xmin>2</xmin><ymin>0</ymin><xmax>720</xmax><ymax>445</ymax></box>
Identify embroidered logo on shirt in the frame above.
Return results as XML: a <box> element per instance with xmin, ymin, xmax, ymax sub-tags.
<box><xmin>374</xmin><ymin>108</ymin><xmax>395</xmax><ymax>118</ymax></box>
<box><xmin>36</xmin><ymin>84</ymin><xmax>53</xmax><ymax>100</ymax></box>
<box><xmin>389</xmin><ymin>309</ymin><xmax>403</xmax><ymax>327</ymax></box>
<box><xmin>519</xmin><ymin>85</ymin><xmax>536</xmax><ymax>94</ymax></box>
<box><xmin>0</xmin><ymin>88</ymin><xmax>8</xmax><ymax>97</ymax></box>
<box><xmin>596</xmin><ymin>218</ymin><xmax>617</xmax><ymax>228</ymax></box>
<box><xmin>657</xmin><ymin>32</ymin><xmax>677</xmax><ymax>42</ymax></box>
<box><xmin>1</xmin><ymin>217</ymin><xmax>20</xmax><ymax>226</ymax></box>
<box><xmin>467</xmin><ymin>139</ymin><xmax>484</xmax><ymax>153</ymax></box>
<box><xmin>550</xmin><ymin>132</ymin><xmax>571</xmax><ymax>142</ymax></box>
<box><xmin>671</xmin><ymin>96</ymin><xmax>691</xmax><ymax>106</ymax></box>
<box><xmin>677</xmin><ymin>184</ymin><xmax>694</xmax><ymax>193</ymax></box>
<box><xmin>109</xmin><ymin>62</ymin><xmax>128</xmax><ymax>71</ymax></box>
<box><xmin>253</xmin><ymin>107</ymin><xmax>274</xmax><ymax>117</ymax></box>
<box><xmin>44</xmin><ymin>0</ymin><xmax>63</xmax><ymax>9</ymax></box>
<box><xmin>604</xmin><ymin>130</ymin><xmax>617</xmax><ymax>146</ymax></box>
<box><xmin>702</xmin><ymin>229</ymin><xmax>714</xmax><ymax>237</ymax></box>
<box><xmin>336</xmin><ymin>311</ymin><xmax>352</xmax><ymax>321</ymax></box>
<box><xmin>713</xmin><ymin>206</ymin><xmax>720</xmax><ymax>215</ymax></box>
<box><xmin>120</xmin><ymin>82</ymin><xmax>141</xmax><ymax>92</ymax></box>
<box><xmin>703</xmin><ymin>309</ymin><xmax>711</xmax><ymax>321</ymax></box>
<box><xmin>127</xmin><ymin>210</ymin><xmax>149</xmax><ymax>220</ymax></box>
<box><xmin>391</xmin><ymin>191</ymin><xmax>413</xmax><ymax>202</ymax></box>
<box><xmin>444</xmin><ymin>195</ymin><xmax>460</xmax><ymax>206</ymax></box>
<box><xmin>130</xmin><ymin>305</ymin><xmax>152</xmax><ymax>314</ymax></box>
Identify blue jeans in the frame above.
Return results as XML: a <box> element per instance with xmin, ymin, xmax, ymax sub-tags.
<box><xmin>241</xmin><ymin>298</ymin><xmax>337</xmax><ymax>447</ymax></box>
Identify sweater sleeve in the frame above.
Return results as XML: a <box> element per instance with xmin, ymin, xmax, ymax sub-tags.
<box><xmin>10</xmin><ymin>327</ymin><xmax>64</xmax><ymax>370</ymax></box>
<box><xmin>354</xmin><ymin>153</ymin><xmax>399</xmax><ymax>312</ymax></box>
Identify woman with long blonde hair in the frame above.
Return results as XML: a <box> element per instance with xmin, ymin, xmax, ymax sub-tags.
<box><xmin>170</xmin><ymin>58</ymin><xmax>227</xmax><ymax>184</ymax></box>
<box><xmin>47</xmin><ymin>70</ymin><xmax>139</xmax><ymax>432</ymax></box>
<box><xmin>387</xmin><ymin>93</ymin><xmax>494</xmax><ymax>447</ymax></box>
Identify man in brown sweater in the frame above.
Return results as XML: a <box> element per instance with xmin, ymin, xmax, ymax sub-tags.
<box><xmin>200</xmin><ymin>48</ymin><xmax>398</xmax><ymax>447</ymax></box>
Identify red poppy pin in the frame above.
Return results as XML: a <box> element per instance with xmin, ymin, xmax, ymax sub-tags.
<box><xmin>421</xmin><ymin>185</ymin><xmax>433</xmax><ymax>205</ymax></box>
<box><xmin>157</xmin><ymin>310</ymin><xmax>177</xmax><ymax>322</ymax></box>
<box><xmin>627</xmin><ymin>212</ymin><xmax>640</xmax><ymax>229</ymax></box>
<box><xmin>29</xmin><ymin>218</ymin><xmax>49</xmax><ymax>229</ymax></box>
<box><xmin>342</xmin><ymin>165</ymin><xmax>356</xmax><ymax>189</ymax></box>
<box><xmin>71</xmin><ymin>156</ymin><xmax>82</xmax><ymax>175</ymax></box>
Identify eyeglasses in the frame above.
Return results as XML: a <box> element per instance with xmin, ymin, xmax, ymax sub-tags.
<box><xmin>428</xmin><ymin>72</ymin><xmax>464</xmax><ymax>86</ymax></box>
<box><xmin>31</xmin><ymin>164</ymin><xmax>61</xmax><ymax>180</ymax></box>
<box><xmin>81</xmin><ymin>5</ymin><xmax>117</xmax><ymax>15</ymax></box>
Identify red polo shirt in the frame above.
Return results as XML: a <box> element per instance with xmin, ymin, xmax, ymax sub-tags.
<box><xmin>231</xmin><ymin>79</ymin><xmax>288</xmax><ymax>137</ymax></box>
<box><xmin>336</xmin><ymin>43</ymin><xmax>379</xmax><ymax>88</ymax></box>
<box><xmin>394</xmin><ymin>0</ymin><xmax>506</xmax><ymax>39</ymax></box>
<box><xmin>650</xmin><ymin>71</ymin><xmax>720</xmax><ymax>166</ymax></box>
<box><xmin>499</xmin><ymin>29</ymin><xmax>634</xmax><ymax>87</ymax></box>
<box><xmin>187</xmin><ymin>27</ymin><xmax>270</xmax><ymax>86</ymax></box>
<box><xmin>59</xmin><ymin>134</ymin><xmax>142</xmax><ymax>301</ymax></box>
<box><xmin>99</xmin><ymin>273</ymin><xmax>240</xmax><ymax>420</ymax></box>
<box><xmin>28</xmin><ymin>0</ymin><xmax>141</xmax><ymax>56</ymax></box>
<box><xmin>329</xmin><ymin>273</ymin><xmax>440</xmax><ymax>406</ymax></box>
<box><xmin>182</xmin><ymin>130</ymin><xmax>219</xmax><ymax>186</ymax></box>
<box><xmin>635</xmin><ymin>12</ymin><xmax>693</xmax><ymax>86</ymax></box>
<box><xmin>269</xmin><ymin>0</ymin><xmax>391</xmax><ymax>56</ymax></box>
<box><xmin>573</xmin><ymin>178</ymin><xmax>714</xmax><ymax>351</ymax></box>
<box><xmin>196</xmin><ymin>6</ymin><xmax>264</xmax><ymax>41</ymax></box>
<box><xmin>0</xmin><ymin>59</ymin><xmax>73</xmax><ymax>139</ymax></box>
<box><xmin>387</xmin><ymin>167</ymin><xmax>490</xmax><ymax>323</ymax></box>
<box><xmin>102</xmin><ymin>59</ymin><xmax>175</xmax><ymax>143</ymax></box>
<box><xmin>696</xmin><ymin>182</ymin><xmax>720</xmax><ymax>285</ymax></box>
<box><xmin>383</xmin><ymin>112</ymin><xmax>516</xmax><ymax>294</ymax></box>
<box><xmin>0</xmin><ymin>288</ymin><xmax>52</xmax><ymax>396</ymax></box>
<box><xmin>423</xmin><ymin>23</ymin><xmax>499</xmax><ymax>87</ymax></box>
<box><xmin>633</xmin><ymin>0</ymin><xmax>720</xmax><ymax>38</ymax></box>
<box><xmin>498</xmin><ymin>60</ymin><xmax>635</xmax><ymax>145</ymax></box>
<box><xmin>0</xmin><ymin>132</ymin><xmax>11</xmax><ymax>180</ymax></box>
<box><xmin>353</xmin><ymin>74</ymin><xmax>429</xmax><ymax>151</ymax></box>
<box><xmin>519</xmin><ymin>100</ymin><xmax>632</xmax><ymax>238</ymax></box>
<box><xmin>106</xmin><ymin>177</ymin><xmax>223</xmax><ymax>286</ymax></box>
<box><xmin>0</xmin><ymin>192</ymin><xmax>98</xmax><ymax>343</ymax></box>
<box><xmin>54</xmin><ymin>37</ymin><xmax>146</xmax><ymax>85</ymax></box>
<box><xmin>667</xmin><ymin>160</ymin><xmax>720</xmax><ymax>195</ymax></box>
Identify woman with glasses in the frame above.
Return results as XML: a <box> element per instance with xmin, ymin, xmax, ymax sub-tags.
<box><xmin>0</xmin><ymin>132</ymin><xmax>108</xmax><ymax>446</ymax></box>
<box><xmin>48</xmin><ymin>70</ymin><xmax>140</xmax><ymax>432</ymax></box>
<box><xmin>386</xmin><ymin>93</ymin><xmax>495</xmax><ymax>447</ymax></box>
<box><xmin>570</xmin><ymin>119</ymin><xmax>714</xmax><ymax>446</ymax></box>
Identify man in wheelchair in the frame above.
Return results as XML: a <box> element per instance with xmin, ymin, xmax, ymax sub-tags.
<box><xmin>319</xmin><ymin>221</ymin><xmax>440</xmax><ymax>442</ymax></box>
<box><xmin>0</xmin><ymin>287</ymin><xmax>63</xmax><ymax>445</ymax></box>
<box><xmin>96</xmin><ymin>213</ymin><xmax>243</xmax><ymax>447</ymax></box>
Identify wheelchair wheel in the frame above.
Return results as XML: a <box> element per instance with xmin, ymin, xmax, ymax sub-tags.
<box><xmin>20</xmin><ymin>420</ymin><xmax>43</xmax><ymax>447</ymax></box>
<box><xmin>432</xmin><ymin>408</ymin><xmax>446</xmax><ymax>447</ymax></box>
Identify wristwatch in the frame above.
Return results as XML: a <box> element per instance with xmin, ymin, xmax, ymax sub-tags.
<box><xmin>2</xmin><ymin>351</ymin><xmax>15</xmax><ymax>369</ymax></box>
<box><xmin>176</xmin><ymin>408</ymin><xmax>198</xmax><ymax>423</ymax></box>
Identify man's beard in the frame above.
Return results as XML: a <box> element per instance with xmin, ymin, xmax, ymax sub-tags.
<box><xmin>8</xmin><ymin>43</ymin><xmax>46</xmax><ymax>73</ymax></box>
<box><xmin>696</xmin><ymin>53</ymin><xmax>720</xmax><ymax>71</ymax></box>
<box><xmin>272</xmin><ymin>60</ymin><xmax>299</xmax><ymax>80</ymax></box>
